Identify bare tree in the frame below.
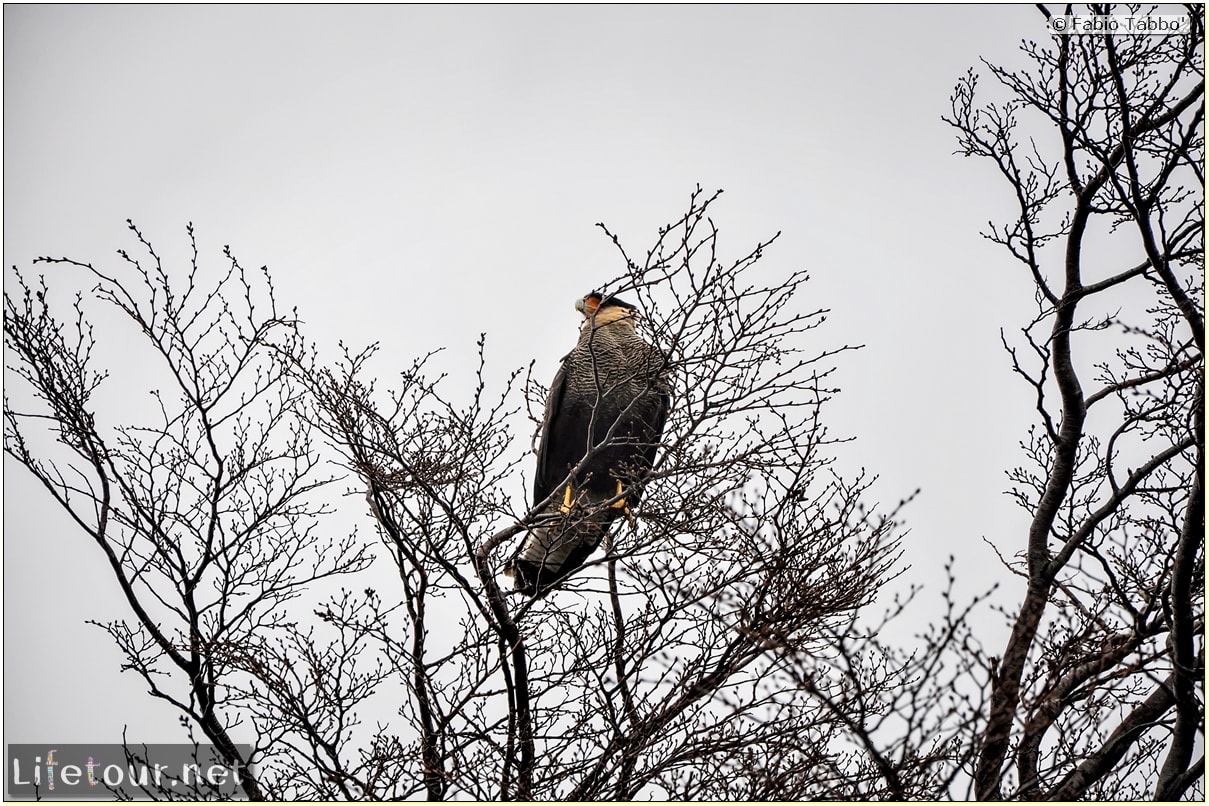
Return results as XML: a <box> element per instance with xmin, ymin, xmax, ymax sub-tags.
<box><xmin>4</xmin><ymin>224</ymin><xmax>373</xmax><ymax>800</ymax></box>
<box><xmin>287</xmin><ymin>186</ymin><xmax>926</xmax><ymax>799</ymax></box>
<box><xmin>7</xmin><ymin>190</ymin><xmax>935</xmax><ymax>799</ymax></box>
<box><xmin>945</xmin><ymin>5</ymin><xmax>1204</xmax><ymax>799</ymax></box>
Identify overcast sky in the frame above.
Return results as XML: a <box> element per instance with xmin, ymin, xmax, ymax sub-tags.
<box><xmin>4</xmin><ymin>4</ymin><xmax>1055</xmax><ymax>749</ymax></box>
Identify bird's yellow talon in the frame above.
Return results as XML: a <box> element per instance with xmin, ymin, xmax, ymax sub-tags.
<box><xmin>560</xmin><ymin>484</ymin><xmax>573</xmax><ymax>513</ymax></box>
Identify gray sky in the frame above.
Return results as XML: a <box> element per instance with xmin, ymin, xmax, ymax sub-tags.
<box><xmin>5</xmin><ymin>5</ymin><xmax>1045</xmax><ymax>747</ymax></box>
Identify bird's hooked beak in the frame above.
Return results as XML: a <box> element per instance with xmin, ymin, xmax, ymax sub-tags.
<box><xmin>576</xmin><ymin>294</ymin><xmax>602</xmax><ymax>317</ymax></box>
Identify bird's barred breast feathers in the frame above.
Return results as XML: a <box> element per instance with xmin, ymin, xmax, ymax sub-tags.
<box><xmin>567</xmin><ymin>316</ymin><xmax>669</xmax><ymax>402</ymax></box>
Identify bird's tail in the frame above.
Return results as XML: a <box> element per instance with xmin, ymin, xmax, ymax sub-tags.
<box><xmin>508</xmin><ymin>488</ymin><xmax>622</xmax><ymax>597</ymax></box>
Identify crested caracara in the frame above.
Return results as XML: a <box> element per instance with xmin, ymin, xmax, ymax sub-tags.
<box><xmin>510</xmin><ymin>292</ymin><xmax>670</xmax><ymax>596</ymax></box>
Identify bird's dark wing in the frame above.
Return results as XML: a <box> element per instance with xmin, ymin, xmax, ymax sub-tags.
<box><xmin>645</xmin><ymin>388</ymin><xmax>670</xmax><ymax>466</ymax></box>
<box><xmin>533</xmin><ymin>355</ymin><xmax>571</xmax><ymax>507</ymax></box>
<box><xmin>644</xmin><ymin>347</ymin><xmax>671</xmax><ymax>461</ymax></box>
<box><xmin>625</xmin><ymin>387</ymin><xmax>669</xmax><ymax>507</ymax></box>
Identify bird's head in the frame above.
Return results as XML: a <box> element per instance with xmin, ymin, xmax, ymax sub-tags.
<box><xmin>576</xmin><ymin>292</ymin><xmax>637</xmax><ymax>326</ymax></box>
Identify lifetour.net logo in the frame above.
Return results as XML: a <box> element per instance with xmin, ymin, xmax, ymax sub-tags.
<box><xmin>6</xmin><ymin>744</ymin><xmax>250</xmax><ymax>800</ymax></box>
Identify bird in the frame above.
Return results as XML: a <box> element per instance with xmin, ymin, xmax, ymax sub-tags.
<box><xmin>509</xmin><ymin>292</ymin><xmax>670</xmax><ymax>596</ymax></box>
